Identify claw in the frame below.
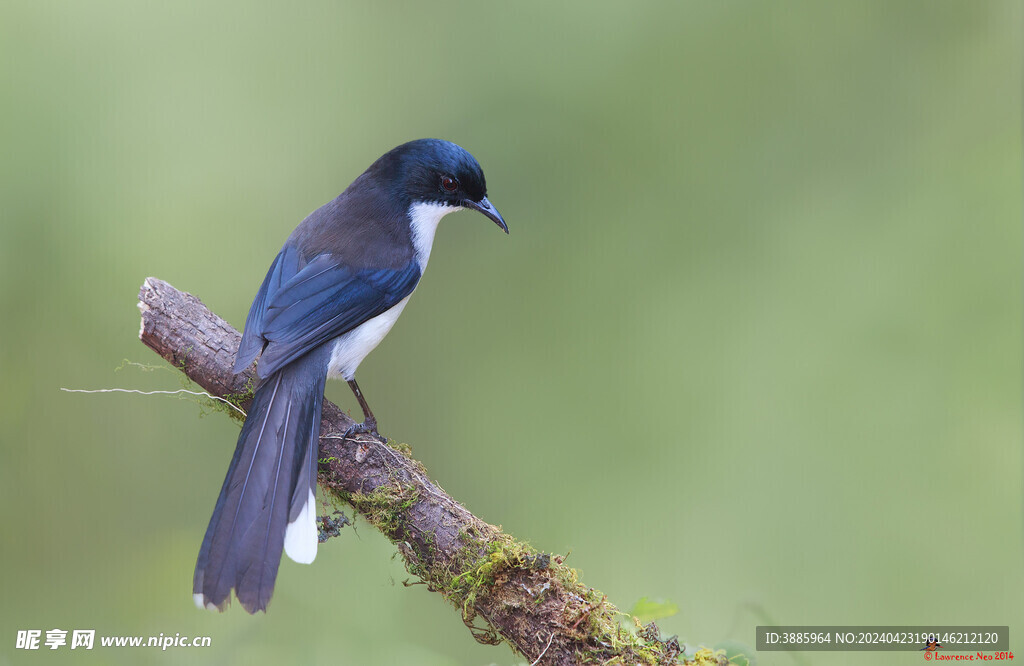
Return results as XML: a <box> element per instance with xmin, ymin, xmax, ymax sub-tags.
<box><xmin>343</xmin><ymin>418</ymin><xmax>383</xmax><ymax>442</ymax></box>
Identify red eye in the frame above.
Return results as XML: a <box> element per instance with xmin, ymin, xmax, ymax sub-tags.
<box><xmin>441</xmin><ymin>175</ymin><xmax>458</xmax><ymax>192</ymax></box>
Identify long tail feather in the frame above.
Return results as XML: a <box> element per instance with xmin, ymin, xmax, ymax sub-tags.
<box><xmin>193</xmin><ymin>345</ymin><xmax>329</xmax><ymax>613</ymax></box>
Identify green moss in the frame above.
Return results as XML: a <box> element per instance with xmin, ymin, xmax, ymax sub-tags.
<box><xmin>224</xmin><ymin>375</ymin><xmax>255</xmax><ymax>406</ymax></box>
<box><xmin>688</xmin><ymin>647</ymin><xmax>729</xmax><ymax>665</ymax></box>
<box><xmin>186</xmin><ymin>374</ymin><xmax>252</xmax><ymax>424</ymax></box>
<box><xmin>540</xmin><ymin>558</ymin><xmax>685</xmax><ymax>665</ymax></box>
<box><xmin>442</xmin><ymin>534</ymin><xmax>534</xmax><ymax>618</ymax></box>
<box><xmin>218</xmin><ymin>376</ymin><xmax>256</xmax><ymax>423</ymax></box>
<box><xmin>339</xmin><ymin>481</ymin><xmax>419</xmax><ymax>539</ymax></box>
<box><xmin>175</xmin><ymin>346</ymin><xmax>193</xmax><ymax>373</ymax></box>
<box><xmin>380</xmin><ymin>439</ymin><xmax>430</xmax><ymax>477</ymax></box>
<box><xmin>385</xmin><ymin>439</ymin><xmax>414</xmax><ymax>458</ymax></box>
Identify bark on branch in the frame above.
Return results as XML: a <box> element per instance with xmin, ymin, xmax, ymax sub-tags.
<box><xmin>137</xmin><ymin>277</ymin><xmax>693</xmax><ymax>666</ymax></box>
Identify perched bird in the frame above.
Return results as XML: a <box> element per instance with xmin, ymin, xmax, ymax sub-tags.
<box><xmin>193</xmin><ymin>139</ymin><xmax>507</xmax><ymax>613</ymax></box>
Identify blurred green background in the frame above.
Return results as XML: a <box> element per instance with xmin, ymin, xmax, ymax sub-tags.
<box><xmin>1</xmin><ymin>1</ymin><xmax>1021</xmax><ymax>664</ymax></box>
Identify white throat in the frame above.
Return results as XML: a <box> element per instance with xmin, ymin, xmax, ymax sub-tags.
<box><xmin>408</xmin><ymin>201</ymin><xmax>462</xmax><ymax>270</ymax></box>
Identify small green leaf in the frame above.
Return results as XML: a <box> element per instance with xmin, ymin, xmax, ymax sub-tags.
<box><xmin>629</xmin><ymin>597</ymin><xmax>679</xmax><ymax>624</ymax></box>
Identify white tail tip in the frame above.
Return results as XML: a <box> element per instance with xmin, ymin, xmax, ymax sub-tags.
<box><xmin>284</xmin><ymin>489</ymin><xmax>318</xmax><ymax>565</ymax></box>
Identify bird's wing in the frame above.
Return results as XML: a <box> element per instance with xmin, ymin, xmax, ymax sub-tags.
<box><xmin>235</xmin><ymin>245</ymin><xmax>303</xmax><ymax>373</ymax></box>
<box><xmin>239</xmin><ymin>250</ymin><xmax>421</xmax><ymax>378</ymax></box>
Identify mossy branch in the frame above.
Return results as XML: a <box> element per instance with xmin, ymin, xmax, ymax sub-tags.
<box><xmin>137</xmin><ymin>277</ymin><xmax>704</xmax><ymax>666</ymax></box>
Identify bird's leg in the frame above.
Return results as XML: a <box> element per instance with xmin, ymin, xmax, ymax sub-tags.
<box><xmin>344</xmin><ymin>379</ymin><xmax>383</xmax><ymax>440</ymax></box>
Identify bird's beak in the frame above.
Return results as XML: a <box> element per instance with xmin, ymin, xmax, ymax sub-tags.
<box><xmin>464</xmin><ymin>197</ymin><xmax>508</xmax><ymax>234</ymax></box>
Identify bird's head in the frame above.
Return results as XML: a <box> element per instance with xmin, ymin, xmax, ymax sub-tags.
<box><xmin>374</xmin><ymin>139</ymin><xmax>508</xmax><ymax>233</ymax></box>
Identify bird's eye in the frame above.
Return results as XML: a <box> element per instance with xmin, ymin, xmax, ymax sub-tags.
<box><xmin>441</xmin><ymin>175</ymin><xmax>458</xmax><ymax>192</ymax></box>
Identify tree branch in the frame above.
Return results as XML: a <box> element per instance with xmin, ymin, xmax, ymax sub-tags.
<box><xmin>137</xmin><ymin>277</ymin><xmax>691</xmax><ymax>666</ymax></box>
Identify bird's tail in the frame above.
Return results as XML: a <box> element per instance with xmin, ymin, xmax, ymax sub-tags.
<box><xmin>193</xmin><ymin>346</ymin><xmax>330</xmax><ymax>613</ymax></box>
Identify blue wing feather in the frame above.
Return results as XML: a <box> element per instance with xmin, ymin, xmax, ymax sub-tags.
<box><xmin>234</xmin><ymin>246</ymin><xmax>303</xmax><ymax>373</ymax></box>
<box><xmin>235</xmin><ymin>248</ymin><xmax>421</xmax><ymax>379</ymax></box>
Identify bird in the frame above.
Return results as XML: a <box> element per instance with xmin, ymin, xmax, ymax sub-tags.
<box><xmin>192</xmin><ymin>139</ymin><xmax>507</xmax><ymax>613</ymax></box>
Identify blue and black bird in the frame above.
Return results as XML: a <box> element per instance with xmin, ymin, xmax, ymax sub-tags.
<box><xmin>193</xmin><ymin>139</ymin><xmax>507</xmax><ymax>613</ymax></box>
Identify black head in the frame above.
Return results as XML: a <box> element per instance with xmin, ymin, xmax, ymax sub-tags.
<box><xmin>368</xmin><ymin>139</ymin><xmax>507</xmax><ymax>232</ymax></box>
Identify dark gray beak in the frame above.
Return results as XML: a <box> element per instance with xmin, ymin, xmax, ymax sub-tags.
<box><xmin>464</xmin><ymin>197</ymin><xmax>508</xmax><ymax>234</ymax></box>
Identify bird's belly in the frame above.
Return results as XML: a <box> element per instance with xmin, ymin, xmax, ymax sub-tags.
<box><xmin>327</xmin><ymin>296</ymin><xmax>411</xmax><ymax>381</ymax></box>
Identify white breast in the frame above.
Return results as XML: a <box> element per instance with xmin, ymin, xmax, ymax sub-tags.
<box><xmin>328</xmin><ymin>296</ymin><xmax>411</xmax><ymax>380</ymax></box>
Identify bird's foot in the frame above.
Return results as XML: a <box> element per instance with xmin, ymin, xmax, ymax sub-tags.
<box><xmin>343</xmin><ymin>418</ymin><xmax>384</xmax><ymax>442</ymax></box>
